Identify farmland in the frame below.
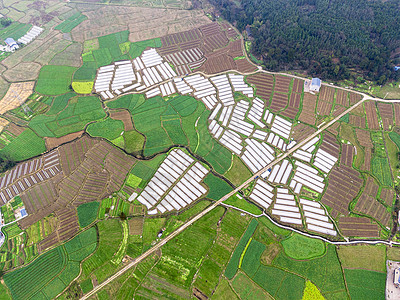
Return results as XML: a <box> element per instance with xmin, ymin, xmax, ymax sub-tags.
<box><xmin>3</xmin><ymin>227</ymin><xmax>97</xmax><ymax>300</ymax></box>
<box><xmin>35</xmin><ymin>65</ymin><xmax>77</xmax><ymax>95</ymax></box>
<box><xmin>0</xmin><ymin>3</ymin><xmax>399</xmax><ymax>298</ymax></box>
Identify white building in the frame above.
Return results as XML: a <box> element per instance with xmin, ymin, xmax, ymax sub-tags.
<box><xmin>310</xmin><ymin>78</ymin><xmax>321</xmax><ymax>92</ymax></box>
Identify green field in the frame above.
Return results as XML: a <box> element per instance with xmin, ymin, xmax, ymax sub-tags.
<box><xmin>281</xmin><ymin>233</ymin><xmax>326</xmax><ymax>260</ymax></box>
<box><xmin>73</xmin><ymin>33</ymin><xmax>160</xmax><ymax>83</ymax></box>
<box><xmin>87</xmin><ymin>118</ymin><xmax>124</xmax><ymax>140</ymax></box>
<box><xmin>371</xmin><ymin>156</ymin><xmax>393</xmax><ymax>187</ymax></box>
<box><xmin>232</xmin><ymin>271</ymin><xmax>273</xmax><ymax>299</ymax></box>
<box><xmin>344</xmin><ymin>269</ymin><xmax>386</xmax><ymax>299</ymax></box>
<box><xmin>54</xmin><ymin>12</ymin><xmax>87</xmax><ymax>33</ymax></box>
<box><xmin>273</xmin><ymin>244</ymin><xmax>346</xmax><ymax>296</ymax></box>
<box><xmin>224</xmin><ymin>194</ymin><xmax>262</xmax><ymax>215</ymax></box>
<box><xmin>225</xmin><ymin>219</ymin><xmax>258</xmax><ymax>279</ymax></box>
<box><xmin>0</xmin><ymin>129</ymin><xmax>46</xmax><ymax>161</ymax></box>
<box><xmin>204</xmin><ymin>174</ymin><xmax>233</xmax><ymax>201</ymax></box>
<box><xmin>29</xmin><ymin>95</ymin><xmax>106</xmax><ymax>137</ymax></box>
<box><xmin>35</xmin><ymin>65</ymin><xmax>77</xmax><ymax>95</ymax></box>
<box><xmin>4</xmin><ymin>227</ymin><xmax>97</xmax><ymax>300</ymax></box>
<box><xmin>389</xmin><ymin>131</ymin><xmax>400</xmax><ymax>149</ymax></box>
<box><xmin>0</xmin><ymin>21</ymin><xmax>31</xmax><ymax>42</ymax></box>
<box><xmin>77</xmin><ymin>201</ymin><xmax>100</xmax><ymax>228</ymax></box>
<box><xmin>81</xmin><ymin>219</ymin><xmax>123</xmax><ymax>284</ymax></box>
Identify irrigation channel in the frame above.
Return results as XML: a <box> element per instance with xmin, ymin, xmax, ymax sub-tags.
<box><xmin>79</xmin><ymin>85</ymin><xmax>400</xmax><ymax>299</ymax></box>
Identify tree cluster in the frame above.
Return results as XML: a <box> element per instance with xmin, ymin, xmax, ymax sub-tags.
<box><xmin>0</xmin><ymin>18</ymin><xmax>12</xmax><ymax>28</ymax></box>
<box><xmin>0</xmin><ymin>156</ymin><xmax>16</xmax><ymax>173</ymax></box>
<box><xmin>209</xmin><ymin>0</ymin><xmax>400</xmax><ymax>83</ymax></box>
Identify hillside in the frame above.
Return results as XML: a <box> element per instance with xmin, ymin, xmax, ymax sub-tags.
<box><xmin>209</xmin><ymin>0</ymin><xmax>400</xmax><ymax>83</ymax></box>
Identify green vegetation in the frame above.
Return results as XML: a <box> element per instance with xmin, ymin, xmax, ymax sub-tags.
<box><xmin>232</xmin><ymin>271</ymin><xmax>273</xmax><ymax>299</ymax></box>
<box><xmin>149</xmin><ymin>207</ymin><xmax>225</xmax><ymax>289</ymax></box>
<box><xmin>194</xmin><ymin>109</ymin><xmax>232</xmax><ymax>174</ymax></box>
<box><xmin>4</xmin><ymin>228</ymin><xmax>97</xmax><ymax>300</ymax></box>
<box><xmin>212</xmin><ymin>0</ymin><xmax>400</xmax><ymax>83</ymax></box>
<box><xmin>80</xmin><ymin>278</ymin><xmax>93</xmax><ymax>294</ymax></box>
<box><xmin>81</xmin><ymin>219</ymin><xmax>123</xmax><ymax>284</ymax></box>
<box><xmin>274</xmin><ymin>244</ymin><xmax>346</xmax><ymax>296</ymax></box>
<box><xmin>204</xmin><ymin>174</ymin><xmax>233</xmax><ymax>200</ymax></box>
<box><xmin>344</xmin><ymin>269</ymin><xmax>386</xmax><ymax>300</ymax></box>
<box><xmin>54</xmin><ymin>12</ymin><xmax>87</xmax><ymax>33</ymax></box>
<box><xmin>213</xmin><ymin>279</ymin><xmax>239</xmax><ymax>300</ymax></box>
<box><xmin>0</xmin><ymin>20</ymin><xmax>31</xmax><ymax>42</ymax></box>
<box><xmin>87</xmin><ymin>118</ymin><xmax>124</xmax><ymax>140</ymax></box>
<box><xmin>302</xmin><ymin>281</ymin><xmax>325</xmax><ymax>300</ymax></box>
<box><xmin>0</xmin><ymin>129</ymin><xmax>45</xmax><ymax>161</ymax></box>
<box><xmin>224</xmin><ymin>194</ymin><xmax>262</xmax><ymax>215</ymax></box>
<box><xmin>77</xmin><ymin>201</ymin><xmax>100</xmax><ymax>228</ymax></box>
<box><xmin>35</xmin><ymin>65</ymin><xmax>77</xmax><ymax>95</ymax></box>
<box><xmin>281</xmin><ymin>233</ymin><xmax>326</xmax><ymax>260</ymax></box>
<box><xmin>224</xmin><ymin>155</ymin><xmax>252</xmax><ymax>186</ymax></box>
<box><xmin>225</xmin><ymin>219</ymin><xmax>258</xmax><ymax>279</ymax></box>
<box><xmin>389</xmin><ymin>131</ymin><xmax>400</xmax><ymax>150</ymax></box>
<box><xmin>125</xmin><ymin>174</ymin><xmax>142</xmax><ymax>188</ymax></box>
<box><xmin>29</xmin><ymin>95</ymin><xmax>106</xmax><ymax>138</ymax></box>
<box><xmin>122</xmin><ymin>130</ymin><xmax>145</xmax><ymax>154</ymax></box>
<box><xmin>371</xmin><ymin>131</ymin><xmax>393</xmax><ymax>186</ymax></box>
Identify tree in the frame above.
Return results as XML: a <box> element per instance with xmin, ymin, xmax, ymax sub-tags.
<box><xmin>0</xmin><ymin>18</ymin><xmax>11</xmax><ymax>27</ymax></box>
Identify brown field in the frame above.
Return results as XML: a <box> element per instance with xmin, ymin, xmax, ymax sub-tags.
<box><xmin>45</xmin><ymin>131</ymin><xmax>84</xmax><ymax>150</ymax></box>
<box><xmin>246</xmin><ymin>73</ymin><xmax>274</xmax><ymax>105</ymax></box>
<box><xmin>380</xmin><ymin>187</ymin><xmax>395</xmax><ymax>206</ymax></box>
<box><xmin>362</xmin><ymin>148</ymin><xmax>372</xmax><ymax>172</ymax></box>
<box><xmin>71</xmin><ymin>6</ymin><xmax>210</xmax><ymax>43</ymax></box>
<box><xmin>364</xmin><ymin>101</ymin><xmax>380</xmax><ymax>130</ymax></box>
<box><xmin>160</xmin><ymin>23</ymin><xmax>254</xmax><ymax>75</ymax></box>
<box><xmin>17</xmin><ymin>135</ymin><xmax>136</xmax><ymax>249</ymax></box>
<box><xmin>270</xmin><ymin>92</ymin><xmax>288</xmax><ymax>112</ymax></box>
<box><xmin>320</xmin><ymin>133</ymin><xmax>340</xmax><ymax>158</ymax></box>
<box><xmin>394</xmin><ymin>103</ymin><xmax>400</xmax><ymax>125</ymax></box>
<box><xmin>49</xmin><ymin>43</ymin><xmax>83</xmax><ymax>68</ymax></box>
<box><xmin>234</xmin><ymin>58</ymin><xmax>257</xmax><ymax>73</ymax></box>
<box><xmin>354</xmin><ymin>176</ymin><xmax>391</xmax><ymax>227</ymax></box>
<box><xmin>110</xmin><ymin>110</ymin><xmax>134</xmax><ymax>131</ymax></box>
<box><xmin>292</xmin><ymin>78</ymin><xmax>303</xmax><ymax>93</ymax></box>
<box><xmin>336</xmin><ymin>89</ymin><xmax>349</xmax><ymax>107</ymax></box>
<box><xmin>339</xmin><ymin>216</ymin><xmax>380</xmax><ymax>237</ymax></box>
<box><xmin>349</xmin><ymin>115</ymin><xmax>366</xmax><ymax>128</ymax></box>
<box><xmin>319</xmin><ymin>86</ymin><xmax>335</xmax><ymax>103</ymax></box>
<box><xmin>37</xmin><ymin>208</ymin><xmax>79</xmax><ymax>253</ymax></box>
<box><xmin>0</xmin><ymin>82</ymin><xmax>35</xmax><ymax>114</ymax></box>
<box><xmin>281</xmin><ymin>91</ymin><xmax>301</xmax><ymax>120</ymax></box>
<box><xmin>349</xmin><ymin>92</ymin><xmax>362</xmax><ymax>105</ymax></box>
<box><xmin>298</xmin><ymin>93</ymin><xmax>317</xmax><ymax>125</ymax></box>
<box><xmin>332</xmin><ymin>105</ymin><xmax>346</xmax><ymax>118</ymax></box>
<box><xmin>355</xmin><ymin>128</ymin><xmax>373</xmax><ymax>148</ymax></box>
<box><xmin>200</xmin><ymin>54</ymin><xmax>235</xmax><ymax>74</ymax></box>
<box><xmin>128</xmin><ymin>217</ymin><xmax>144</xmax><ymax>235</ymax></box>
<box><xmin>316</xmin><ymin>100</ymin><xmax>333</xmax><ymax>117</ymax></box>
<box><xmin>321</xmin><ymin>165</ymin><xmax>363</xmax><ymax>217</ymax></box>
<box><xmin>327</xmin><ymin>122</ymin><xmax>340</xmax><ymax>135</ymax></box>
<box><xmin>292</xmin><ymin>123</ymin><xmax>316</xmax><ymax>142</ymax></box>
<box><xmin>377</xmin><ymin>102</ymin><xmax>393</xmax><ymax>131</ymax></box>
<box><xmin>274</xmin><ymin>75</ymin><xmax>291</xmax><ymax>93</ymax></box>
<box><xmin>0</xmin><ymin>150</ymin><xmax>61</xmax><ymax>206</ymax></box>
<box><xmin>341</xmin><ymin>144</ymin><xmax>354</xmax><ymax>167</ymax></box>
